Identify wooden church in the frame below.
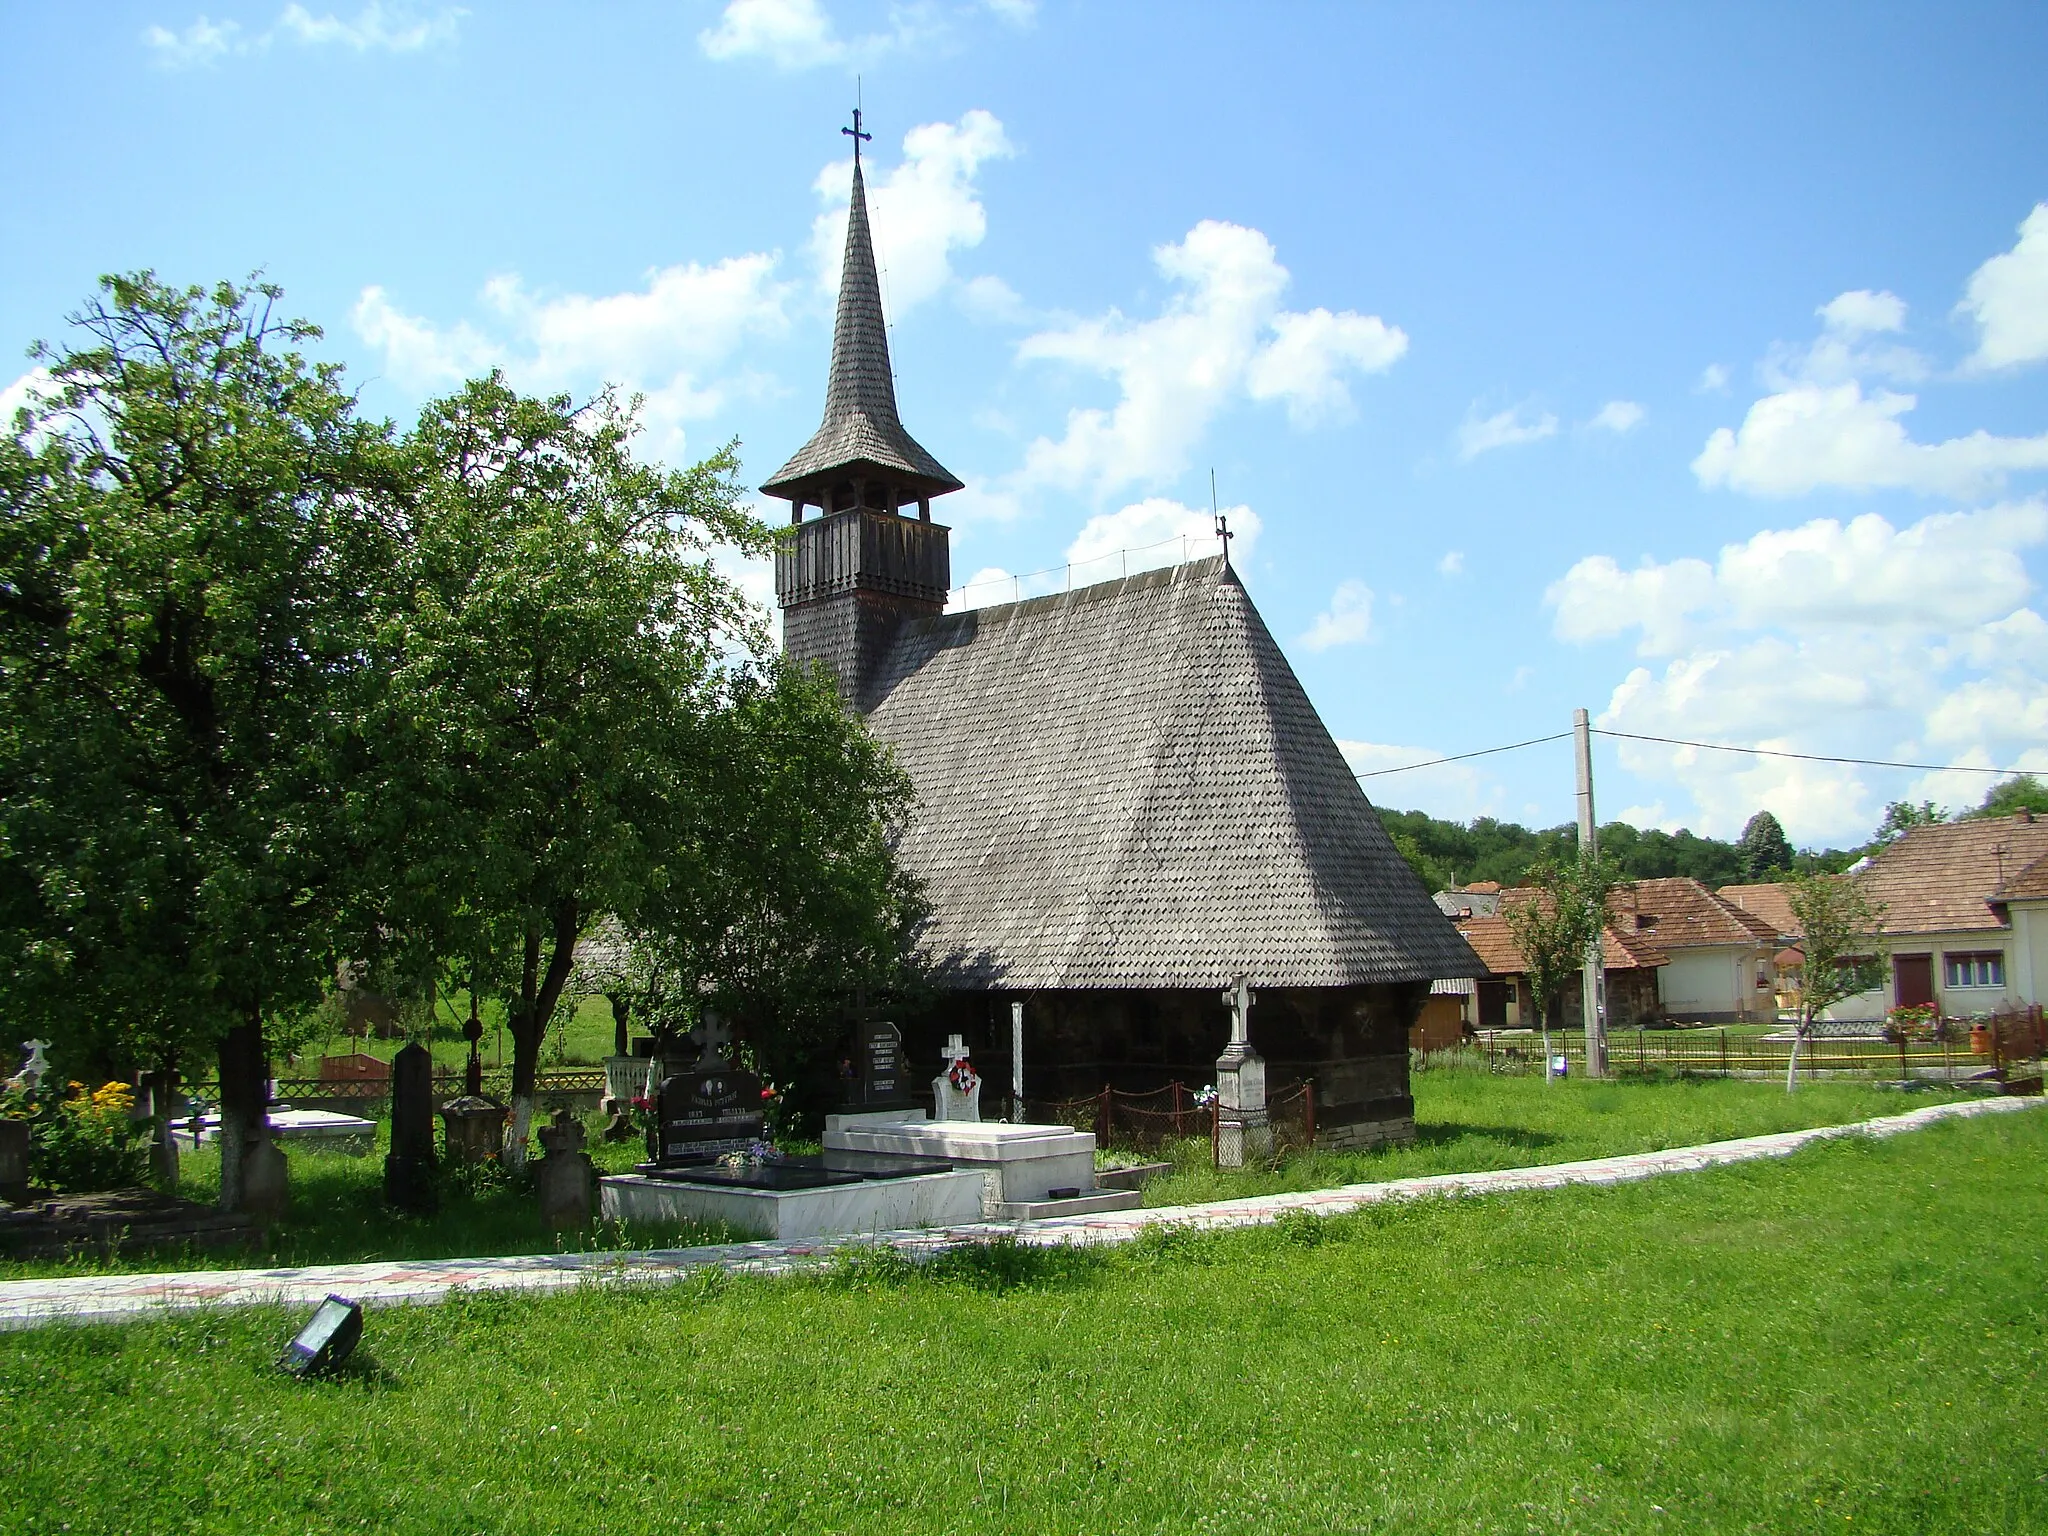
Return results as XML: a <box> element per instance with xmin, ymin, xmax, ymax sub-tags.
<box><xmin>763</xmin><ymin>127</ymin><xmax>1482</xmax><ymax>1148</ymax></box>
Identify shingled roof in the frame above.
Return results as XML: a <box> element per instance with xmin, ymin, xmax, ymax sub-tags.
<box><xmin>1996</xmin><ymin>851</ymin><xmax>2048</xmax><ymax>902</ymax></box>
<box><xmin>1605</xmin><ymin>877</ymin><xmax>1779</xmax><ymax>948</ymax></box>
<box><xmin>1454</xmin><ymin>912</ymin><xmax>1668</xmax><ymax>975</ymax></box>
<box><xmin>760</xmin><ymin>162</ymin><xmax>962</xmax><ymax>502</ymax></box>
<box><xmin>1715</xmin><ymin>881</ymin><xmax>1807</xmax><ymax>941</ymax></box>
<box><xmin>861</xmin><ymin>557</ymin><xmax>1483</xmax><ymax>990</ymax></box>
<box><xmin>1861</xmin><ymin>813</ymin><xmax>2048</xmax><ymax>932</ymax></box>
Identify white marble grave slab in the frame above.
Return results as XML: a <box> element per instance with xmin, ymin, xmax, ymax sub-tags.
<box><xmin>598</xmin><ymin>1167</ymin><xmax>987</xmax><ymax>1242</ymax></box>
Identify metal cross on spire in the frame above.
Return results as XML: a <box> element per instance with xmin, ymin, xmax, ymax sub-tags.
<box><xmin>843</xmin><ymin>106</ymin><xmax>872</xmax><ymax>167</ymax></box>
<box><xmin>1211</xmin><ymin>468</ymin><xmax>1234</xmax><ymax>567</ymax></box>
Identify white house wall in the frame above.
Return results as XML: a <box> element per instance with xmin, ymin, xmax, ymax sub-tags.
<box><xmin>1656</xmin><ymin>946</ymin><xmax>1765</xmax><ymax>1022</ymax></box>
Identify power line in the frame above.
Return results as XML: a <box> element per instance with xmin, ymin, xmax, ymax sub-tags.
<box><xmin>1350</xmin><ymin>732</ymin><xmax>1573</xmax><ymax>778</ymax></box>
<box><xmin>1592</xmin><ymin>729</ymin><xmax>2033</xmax><ymax>776</ymax></box>
<box><xmin>1350</xmin><ymin>725</ymin><xmax>2039</xmax><ymax>782</ymax></box>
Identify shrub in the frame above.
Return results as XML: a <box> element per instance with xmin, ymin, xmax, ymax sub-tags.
<box><xmin>0</xmin><ymin>1079</ymin><xmax>151</xmax><ymax>1192</ymax></box>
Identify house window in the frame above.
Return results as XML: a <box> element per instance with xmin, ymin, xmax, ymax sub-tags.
<box><xmin>1944</xmin><ymin>953</ymin><xmax>2004</xmax><ymax>989</ymax></box>
<box><xmin>1756</xmin><ymin>960</ymin><xmax>1773</xmax><ymax>990</ymax></box>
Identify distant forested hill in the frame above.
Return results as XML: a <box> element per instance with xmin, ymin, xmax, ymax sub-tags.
<box><xmin>1373</xmin><ymin>807</ymin><xmax>1857</xmax><ymax>892</ymax></box>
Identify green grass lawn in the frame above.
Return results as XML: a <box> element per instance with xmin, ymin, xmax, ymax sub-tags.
<box><xmin>288</xmin><ymin>991</ymin><xmax>620</xmax><ymax>1074</ymax></box>
<box><xmin>1136</xmin><ymin>1069</ymin><xmax>1971</xmax><ymax>1206</ymax></box>
<box><xmin>2</xmin><ymin>1107</ymin><xmax>2042</xmax><ymax>1534</ymax></box>
<box><xmin>0</xmin><ymin>1070</ymin><xmax>1977</xmax><ymax>1280</ymax></box>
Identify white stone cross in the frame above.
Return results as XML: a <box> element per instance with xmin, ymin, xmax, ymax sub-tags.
<box><xmin>940</xmin><ymin>1032</ymin><xmax>970</xmax><ymax>1064</ymax></box>
<box><xmin>1220</xmin><ymin>976</ymin><xmax>1255</xmax><ymax>1047</ymax></box>
<box><xmin>14</xmin><ymin>1039</ymin><xmax>51</xmax><ymax>1090</ymax></box>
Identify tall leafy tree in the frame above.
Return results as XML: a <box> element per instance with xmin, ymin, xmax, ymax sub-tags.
<box><xmin>638</xmin><ymin>660</ymin><xmax>928</xmax><ymax>1133</ymax></box>
<box><xmin>372</xmin><ymin>375</ymin><xmax>765</xmax><ymax>1160</ymax></box>
<box><xmin>0</xmin><ymin>274</ymin><xmax>403</xmax><ymax>1208</ymax></box>
<box><xmin>1737</xmin><ymin>810</ymin><xmax>1795</xmax><ymax>880</ymax></box>
<box><xmin>1504</xmin><ymin>849</ymin><xmax>1627</xmax><ymax>1067</ymax></box>
<box><xmin>1962</xmin><ymin>774</ymin><xmax>2048</xmax><ymax>821</ymax></box>
<box><xmin>1872</xmin><ymin>799</ymin><xmax>1945</xmax><ymax>846</ymax></box>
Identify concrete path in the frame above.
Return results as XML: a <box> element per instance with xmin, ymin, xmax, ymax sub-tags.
<box><xmin>1</xmin><ymin>1094</ymin><xmax>2037</xmax><ymax>1333</ymax></box>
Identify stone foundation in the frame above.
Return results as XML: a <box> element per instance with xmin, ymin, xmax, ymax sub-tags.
<box><xmin>1316</xmin><ymin>1115</ymin><xmax>1417</xmax><ymax>1152</ymax></box>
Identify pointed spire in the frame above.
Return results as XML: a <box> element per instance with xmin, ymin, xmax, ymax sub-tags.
<box><xmin>761</xmin><ymin>119</ymin><xmax>963</xmax><ymax>511</ymax></box>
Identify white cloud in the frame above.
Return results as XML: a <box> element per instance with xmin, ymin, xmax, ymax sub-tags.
<box><xmin>1693</xmin><ymin>380</ymin><xmax>2048</xmax><ymax>499</ymax></box>
<box><xmin>956</xmin><ymin>273</ymin><xmax>1027</xmax><ymax>324</ymax></box>
<box><xmin>354</xmin><ymin>253</ymin><xmax>791</xmax><ymax>463</ymax></box>
<box><xmin>1816</xmin><ymin>288</ymin><xmax>1907</xmax><ymax>338</ymax></box>
<box><xmin>1437</xmin><ymin>549</ymin><xmax>1465</xmax><ymax>577</ymax></box>
<box><xmin>1587</xmin><ymin>399</ymin><xmax>1644</xmax><ymax>434</ymax></box>
<box><xmin>276</xmin><ymin>3</ymin><xmax>463</xmax><ymax>50</ymax></box>
<box><xmin>1549</xmin><ymin>502</ymin><xmax>2048</xmax><ymax>656</ymax></box>
<box><xmin>811</xmin><ymin>110</ymin><xmax>1014</xmax><ymax>316</ymax></box>
<box><xmin>1552</xmin><ymin>500</ymin><xmax>2048</xmax><ymax>842</ymax></box>
<box><xmin>1457</xmin><ymin>403</ymin><xmax>1556</xmax><ymax>459</ymax></box>
<box><xmin>1697</xmin><ymin>363</ymin><xmax>1730</xmax><ymax>393</ymax></box>
<box><xmin>1299</xmin><ymin>579</ymin><xmax>1375</xmax><ymax>652</ymax></box>
<box><xmin>1016</xmin><ymin>220</ymin><xmax>1405</xmax><ymax>494</ymax></box>
<box><xmin>145</xmin><ymin>4</ymin><xmax>461</xmax><ymax>65</ymax></box>
<box><xmin>698</xmin><ymin>0</ymin><xmax>844</xmax><ymax>67</ymax></box>
<box><xmin>1959</xmin><ymin>203</ymin><xmax>2048</xmax><ymax>373</ymax></box>
<box><xmin>1064</xmin><ymin>496</ymin><xmax>1259</xmax><ymax>577</ymax></box>
<box><xmin>1244</xmin><ymin>307</ymin><xmax>1407</xmax><ymax>426</ymax></box>
<box><xmin>946</xmin><ymin>565</ymin><xmax>1019</xmax><ymax>612</ymax></box>
<box><xmin>983</xmin><ymin>0</ymin><xmax>1036</xmax><ymax>21</ymax></box>
<box><xmin>697</xmin><ymin>0</ymin><xmax>938</xmax><ymax>68</ymax></box>
<box><xmin>143</xmin><ymin>15</ymin><xmax>244</xmax><ymax>64</ymax></box>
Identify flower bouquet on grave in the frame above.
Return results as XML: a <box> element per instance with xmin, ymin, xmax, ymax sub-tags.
<box><xmin>946</xmin><ymin>1058</ymin><xmax>979</xmax><ymax>1097</ymax></box>
<box><xmin>1192</xmin><ymin>1084</ymin><xmax>1218</xmax><ymax>1109</ymax></box>
<box><xmin>717</xmin><ymin>1139</ymin><xmax>785</xmax><ymax>1169</ymax></box>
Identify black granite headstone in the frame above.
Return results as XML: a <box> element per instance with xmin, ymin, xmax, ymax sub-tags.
<box><xmin>650</xmin><ymin>1067</ymin><xmax>765</xmax><ymax>1166</ymax></box>
<box><xmin>383</xmin><ymin>1041</ymin><xmax>438</xmax><ymax>1212</ymax></box>
<box><xmin>854</xmin><ymin>1020</ymin><xmax>916</xmax><ymax>1111</ymax></box>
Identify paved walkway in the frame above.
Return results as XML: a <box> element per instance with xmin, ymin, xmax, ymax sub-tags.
<box><xmin>2</xmin><ymin>1094</ymin><xmax>2037</xmax><ymax>1332</ymax></box>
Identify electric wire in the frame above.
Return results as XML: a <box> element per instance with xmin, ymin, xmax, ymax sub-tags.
<box><xmin>1353</xmin><ymin>728</ymin><xmax>2038</xmax><ymax>780</ymax></box>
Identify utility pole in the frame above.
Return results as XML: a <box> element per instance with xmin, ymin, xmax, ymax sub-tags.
<box><xmin>1575</xmin><ymin>708</ymin><xmax>1610</xmax><ymax>1078</ymax></box>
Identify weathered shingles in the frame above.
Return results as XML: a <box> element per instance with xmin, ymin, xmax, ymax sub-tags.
<box><xmin>761</xmin><ymin>164</ymin><xmax>961</xmax><ymax>497</ymax></box>
<box><xmin>1861</xmin><ymin>814</ymin><xmax>2048</xmax><ymax>932</ymax></box>
<box><xmin>866</xmin><ymin>558</ymin><xmax>1483</xmax><ymax>990</ymax></box>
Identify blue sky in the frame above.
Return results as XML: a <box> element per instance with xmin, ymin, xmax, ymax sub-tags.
<box><xmin>6</xmin><ymin>2</ymin><xmax>2048</xmax><ymax>848</ymax></box>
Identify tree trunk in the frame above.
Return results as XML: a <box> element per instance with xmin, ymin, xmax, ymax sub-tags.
<box><xmin>216</xmin><ymin>1013</ymin><xmax>269</xmax><ymax>1212</ymax></box>
<box><xmin>502</xmin><ymin>898</ymin><xmax>582</xmax><ymax>1168</ymax></box>
<box><xmin>147</xmin><ymin>1060</ymin><xmax>180</xmax><ymax>1191</ymax></box>
<box><xmin>1785</xmin><ymin>1006</ymin><xmax>1807</xmax><ymax>1093</ymax></box>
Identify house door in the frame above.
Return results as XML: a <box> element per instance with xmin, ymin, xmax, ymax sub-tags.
<box><xmin>1894</xmin><ymin>954</ymin><xmax>1934</xmax><ymax>1010</ymax></box>
<box><xmin>1477</xmin><ymin>981</ymin><xmax>1508</xmax><ymax>1030</ymax></box>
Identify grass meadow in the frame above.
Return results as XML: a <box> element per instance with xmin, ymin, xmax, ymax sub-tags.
<box><xmin>0</xmin><ymin>1071</ymin><xmax>1977</xmax><ymax>1279</ymax></box>
<box><xmin>1</xmin><ymin>1105</ymin><xmax>2043</xmax><ymax>1534</ymax></box>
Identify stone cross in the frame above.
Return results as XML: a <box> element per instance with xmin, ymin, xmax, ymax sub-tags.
<box><xmin>14</xmin><ymin>1039</ymin><xmax>51</xmax><ymax>1091</ymax></box>
<box><xmin>690</xmin><ymin>1012</ymin><xmax>732</xmax><ymax>1067</ymax></box>
<box><xmin>1222</xmin><ymin>976</ymin><xmax>1254</xmax><ymax>1047</ymax></box>
<box><xmin>933</xmin><ymin>1033</ymin><xmax>981</xmax><ymax>1123</ymax></box>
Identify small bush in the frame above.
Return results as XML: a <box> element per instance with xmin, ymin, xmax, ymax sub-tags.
<box><xmin>1</xmin><ymin>1080</ymin><xmax>150</xmax><ymax>1192</ymax></box>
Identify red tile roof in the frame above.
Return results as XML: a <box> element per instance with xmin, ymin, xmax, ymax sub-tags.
<box><xmin>1717</xmin><ymin>881</ymin><xmax>1807</xmax><ymax>940</ymax></box>
<box><xmin>1605</xmin><ymin>877</ymin><xmax>1779</xmax><ymax>949</ymax></box>
<box><xmin>1862</xmin><ymin>814</ymin><xmax>2048</xmax><ymax>933</ymax></box>
<box><xmin>1994</xmin><ymin>851</ymin><xmax>2048</xmax><ymax>903</ymax></box>
<box><xmin>1453</xmin><ymin>911</ymin><xmax>1669</xmax><ymax>976</ymax></box>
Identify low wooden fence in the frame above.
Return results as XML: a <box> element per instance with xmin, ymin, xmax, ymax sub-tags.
<box><xmin>1026</xmin><ymin>1079</ymin><xmax>1319</xmax><ymax>1157</ymax></box>
<box><xmin>190</xmin><ymin>1066</ymin><xmax>609</xmax><ymax>1115</ymax></box>
<box><xmin>1463</xmin><ymin>1005</ymin><xmax>2046</xmax><ymax>1082</ymax></box>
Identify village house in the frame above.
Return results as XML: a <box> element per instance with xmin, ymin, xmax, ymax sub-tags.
<box><xmin>1440</xmin><ymin>905</ymin><xmax>1668</xmax><ymax>1031</ymax></box>
<box><xmin>1836</xmin><ymin>813</ymin><xmax>2048</xmax><ymax>1015</ymax></box>
<box><xmin>1435</xmin><ymin>875</ymin><xmax>1780</xmax><ymax>1028</ymax></box>
<box><xmin>764</xmin><ymin>134</ymin><xmax>1482</xmax><ymax>1148</ymax></box>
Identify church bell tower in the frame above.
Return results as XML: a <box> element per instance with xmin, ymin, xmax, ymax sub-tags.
<box><xmin>763</xmin><ymin>109</ymin><xmax>960</xmax><ymax>712</ymax></box>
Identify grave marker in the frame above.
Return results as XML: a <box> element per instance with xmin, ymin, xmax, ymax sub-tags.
<box><xmin>383</xmin><ymin>1042</ymin><xmax>438</xmax><ymax>1211</ymax></box>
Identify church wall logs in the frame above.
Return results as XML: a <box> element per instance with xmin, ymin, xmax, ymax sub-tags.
<box><xmin>900</xmin><ymin>982</ymin><xmax>1424</xmax><ymax>1148</ymax></box>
